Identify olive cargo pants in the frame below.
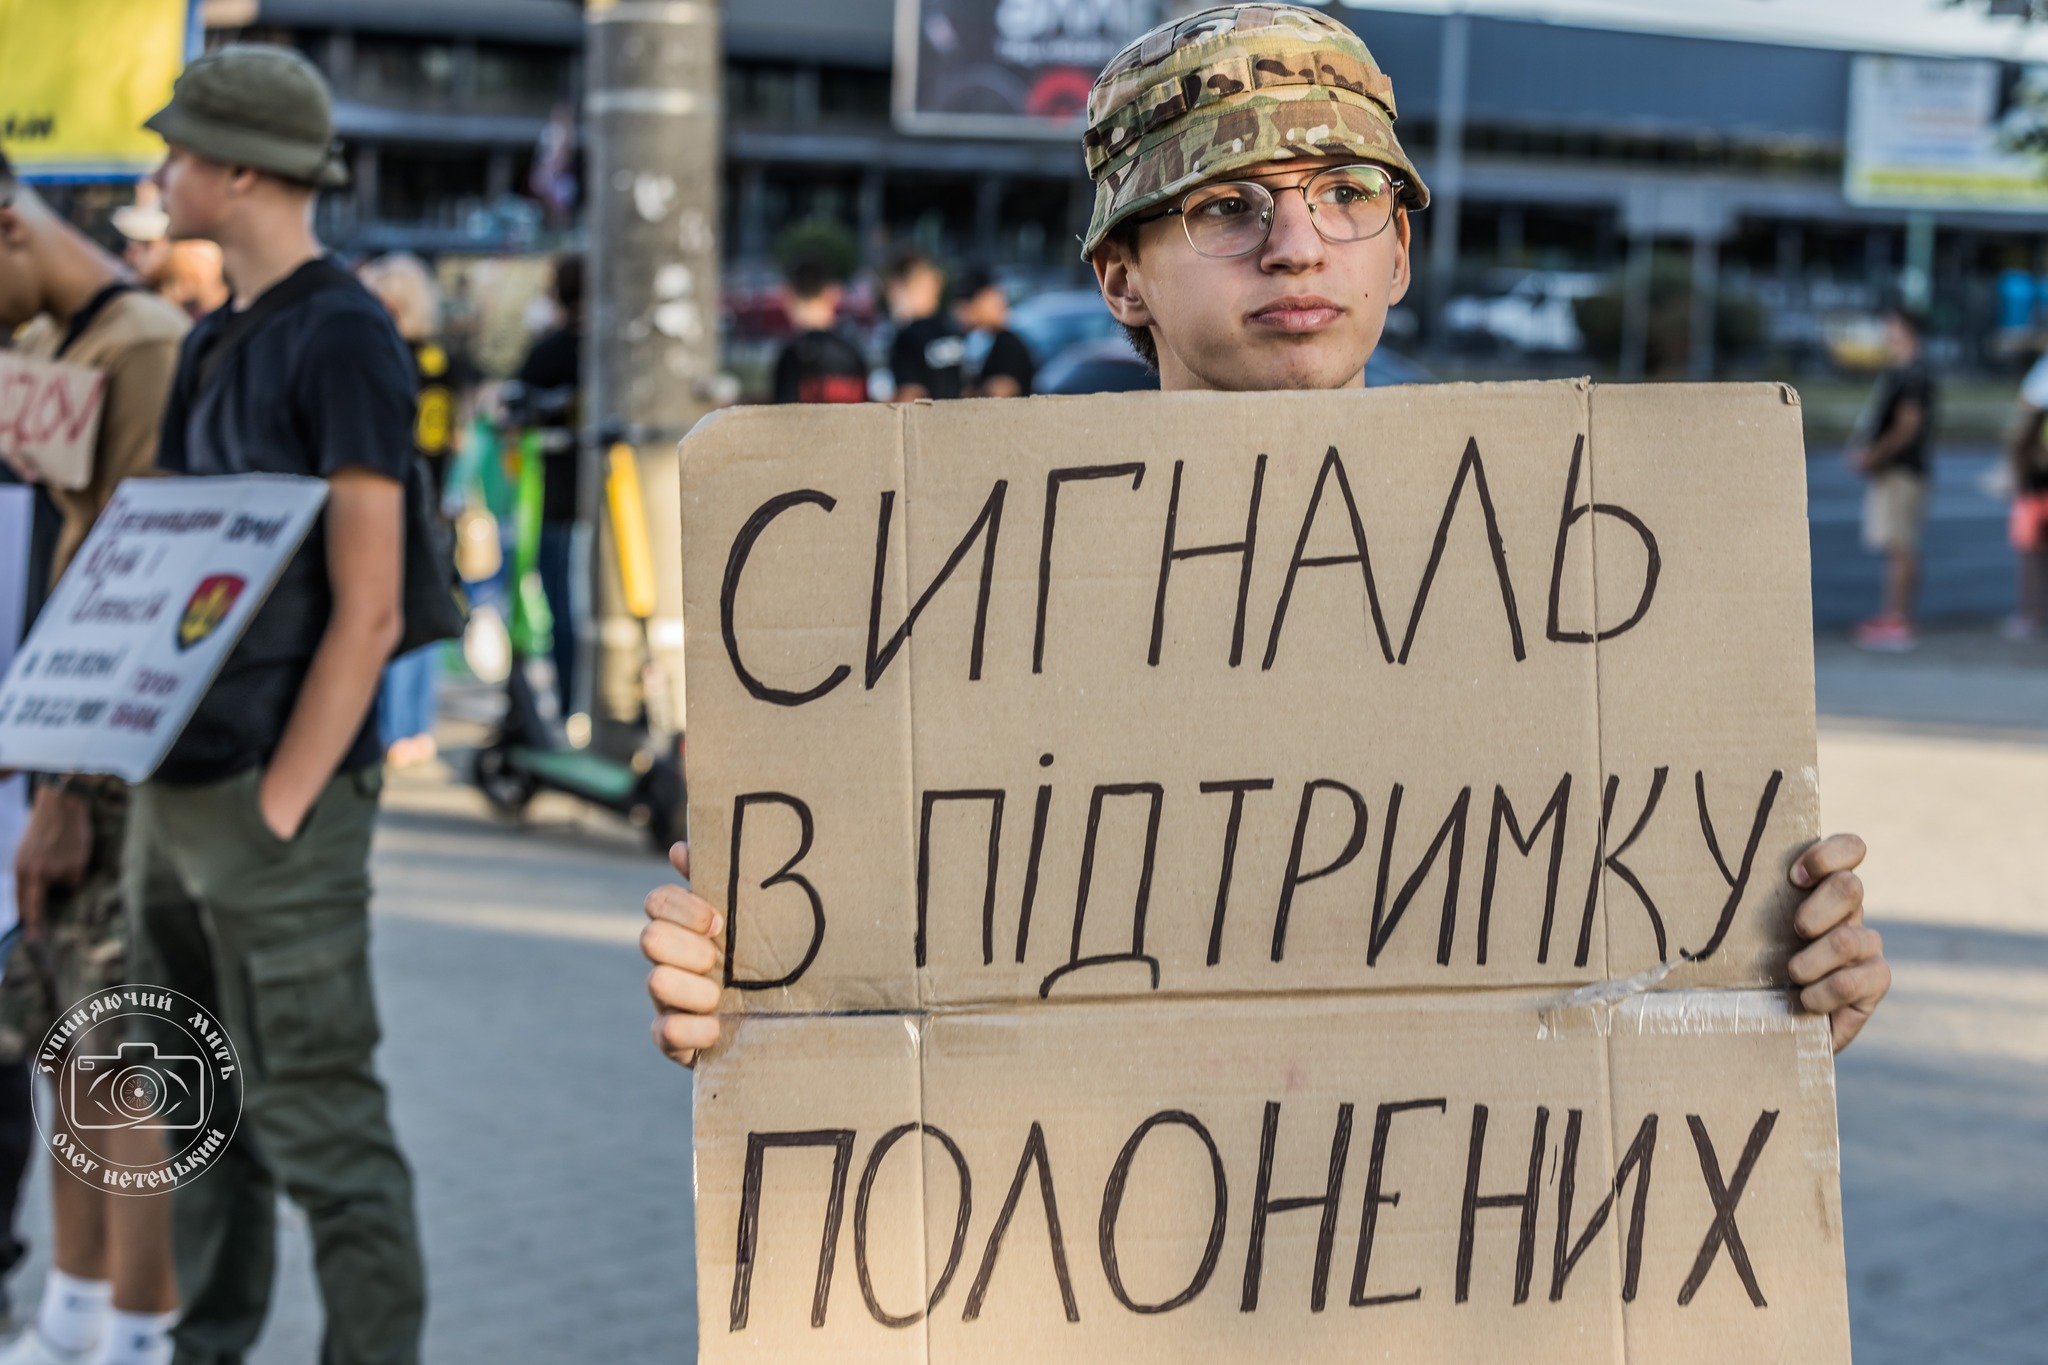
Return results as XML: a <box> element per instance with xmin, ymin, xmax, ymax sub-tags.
<box><xmin>125</xmin><ymin>767</ymin><xmax>425</xmax><ymax>1365</ymax></box>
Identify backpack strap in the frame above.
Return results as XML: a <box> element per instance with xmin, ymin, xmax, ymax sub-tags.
<box><xmin>188</xmin><ymin>256</ymin><xmax>355</xmax><ymax>396</ymax></box>
<box><xmin>55</xmin><ymin>281</ymin><xmax>140</xmax><ymax>359</ymax></box>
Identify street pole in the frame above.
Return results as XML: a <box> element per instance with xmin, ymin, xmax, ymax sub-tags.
<box><xmin>1427</xmin><ymin>8</ymin><xmax>1468</xmax><ymax>357</ymax></box>
<box><xmin>583</xmin><ymin>0</ymin><xmax>722</xmax><ymax>746</ymax></box>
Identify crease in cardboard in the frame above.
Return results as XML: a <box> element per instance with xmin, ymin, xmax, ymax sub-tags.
<box><xmin>896</xmin><ymin>402</ymin><xmax>925</xmax><ymax>1023</ymax></box>
<box><xmin>1596</xmin><ymin>980</ymin><xmax>1630</xmax><ymax>1364</ymax></box>
<box><xmin>1582</xmin><ymin>381</ymin><xmax>1613</xmax><ymax>989</ymax></box>
<box><xmin>901</xmin><ymin>409</ymin><xmax>941</xmax><ymax>1358</ymax></box>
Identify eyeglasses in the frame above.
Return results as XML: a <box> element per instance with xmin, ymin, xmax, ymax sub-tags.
<box><xmin>1136</xmin><ymin>164</ymin><xmax>1404</xmax><ymax>260</ymax></box>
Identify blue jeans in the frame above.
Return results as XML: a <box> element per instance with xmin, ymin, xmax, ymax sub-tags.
<box><xmin>377</xmin><ymin>645</ymin><xmax>441</xmax><ymax>748</ymax></box>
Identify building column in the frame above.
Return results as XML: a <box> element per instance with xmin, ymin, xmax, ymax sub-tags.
<box><xmin>1775</xmin><ymin>221</ymin><xmax>1802</xmax><ymax>287</ymax></box>
<box><xmin>974</xmin><ymin>177</ymin><xmax>1004</xmax><ymax>263</ymax></box>
<box><xmin>1866</xmin><ymin>227</ymin><xmax>1892</xmax><ymax>289</ymax></box>
<box><xmin>352</xmin><ymin>143</ymin><xmax>380</xmax><ymax>227</ymax></box>
<box><xmin>1426</xmin><ymin>10</ymin><xmax>1470</xmax><ymax>353</ymax></box>
<box><xmin>1689</xmin><ymin>228</ymin><xmax>1720</xmax><ymax>380</ymax></box>
<box><xmin>1498</xmin><ymin>206</ymin><xmax>1524</xmax><ymax>265</ymax></box>
<box><xmin>737</xmin><ymin>163</ymin><xmax>768</xmax><ymax>268</ymax></box>
<box><xmin>857</xmin><ymin>170</ymin><xmax>884</xmax><ymax>269</ymax></box>
<box><xmin>1620</xmin><ymin>229</ymin><xmax>1653</xmax><ymax>382</ymax></box>
<box><xmin>1903</xmin><ymin>212</ymin><xmax>1935</xmax><ymax>311</ymax></box>
<box><xmin>487</xmin><ymin>147</ymin><xmax>514</xmax><ymax>201</ymax></box>
<box><xmin>793</xmin><ymin>63</ymin><xmax>820</xmax><ymax>125</ymax></box>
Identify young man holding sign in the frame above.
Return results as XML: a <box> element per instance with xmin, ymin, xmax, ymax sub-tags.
<box><xmin>642</xmin><ymin>7</ymin><xmax>1889</xmax><ymax>1060</ymax></box>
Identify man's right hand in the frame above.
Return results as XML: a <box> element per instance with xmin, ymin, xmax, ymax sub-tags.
<box><xmin>642</xmin><ymin>843</ymin><xmax>724</xmax><ymax>1068</ymax></box>
<box><xmin>14</xmin><ymin>784</ymin><xmax>94</xmax><ymax>939</ymax></box>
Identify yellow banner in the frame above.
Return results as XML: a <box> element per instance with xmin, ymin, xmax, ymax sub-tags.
<box><xmin>0</xmin><ymin>0</ymin><xmax>191</xmax><ymax>179</ymax></box>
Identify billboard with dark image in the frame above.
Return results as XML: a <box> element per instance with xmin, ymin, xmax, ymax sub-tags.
<box><xmin>895</xmin><ymin>0</ymin><xmax>1212</xmax><ymax>138</ymax></box>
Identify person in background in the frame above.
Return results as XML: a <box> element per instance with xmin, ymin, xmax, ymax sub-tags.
<box><xmin>0</xmin><ymin>147</ymin><xmax>186</xmax><ymax>1365</ymax></box>
<box><xmin>884</xmin><ymin>248</ymin><xmax>962</xmax><ymax>401</ymax></box>
<box><xmin>110</xmin><ymin>184</ymin><xmax>227</xmax><ymax>321</ymax></box>
<box><xmin>1848</xmin><ymin>306</ymin><xmax>1936</xmax><ymax>653</ymax></box>
<box><xmin>951</xmin><ymin>264</ymin><xmax>1036</xmax><ymax>398</ymax></box>
<box><xmin>131</xmin><ymin>45</ymin><xmax>426</xmax><ymax>1361</ymax></box>
<box><xmin>512</xmin><ymin>252</ymin><xmax>584</xmax><ymax>718</ymax></box>
<box><xmin>2003</xmin><ymin>344</ymin><xmax>2048</xmax><ymax>640</ymax></box>
<box><xmin>360</xmin><ymin>252</ymin><xmax>463</xmax><ymax>767</ymax></box>
<box><xmin>770</xmin><ymin>257</ymin><xmax>867</xmax><ymax>404</ymax></box>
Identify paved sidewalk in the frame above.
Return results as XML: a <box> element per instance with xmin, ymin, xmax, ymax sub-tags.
<box><xmin>1816</xmin><ymin>626</ymin><xmax>2048</xmax><ymax>1365</ymax></box>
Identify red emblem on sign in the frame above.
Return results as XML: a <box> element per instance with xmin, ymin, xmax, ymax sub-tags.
<box><xmin>177</xmin><ymin>574</ymin><xmax>245</xmax><ymax>651</ymax></box>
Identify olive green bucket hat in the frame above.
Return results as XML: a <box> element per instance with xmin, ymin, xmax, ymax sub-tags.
<box><xmin>1080</xmin><ymin>3</ymin><xmax>1428</xmax><ymax>259</ymax></box>
<box><xmin>145</xmin><ymin>45</ymin><xmax>349</xmax><ymax>188</ymax></box>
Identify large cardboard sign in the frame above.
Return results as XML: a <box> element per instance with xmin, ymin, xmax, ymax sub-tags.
<box><xmin>0</xmin><ymin>351</ymin><xmax>105</xmax><ymax>492</ymax></box>
<box><xmin>0</xmin><ymin>476</ymin><xmax>326</xmax><ymax>782</ymax></box>
<box><xmin>679</xmin><ymin>382</ymin><xmax>1848</xmax><ymax>1362</ymax></box>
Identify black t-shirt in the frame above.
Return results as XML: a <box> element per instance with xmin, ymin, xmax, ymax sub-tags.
<box><xmin>966</xmin><ymin>327</ymin><xmax>1036</xmax><ymax>397</ymax></box>
<box><xmin>1872</xmin><ymin>361</ymin><xmax>1936</xmax><ymax>477</ymax></box>
<box><xmin>772</xmin><ymin>329</ymin><xmax>868</xmax><ymax>404</ymax></box>
<box><xmin>889</xmin><ymin>316</ymin><xmax>964</xmax><ymax>400</ymax></box>
<box><xmin>515</xmin><ymin>325</ymin><xmax>582</xmax><ymax>523</ymax></box>
<box><xmin>155</xmin><ymin>259</ymin><xmax>416</xmax><ymax>785</ymax></box>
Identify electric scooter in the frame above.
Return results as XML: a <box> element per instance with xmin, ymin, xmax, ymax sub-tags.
<box><xmin>468</xmin><ymin>388</ymin><xmax>685</xmax><ymax>853</ymax></box>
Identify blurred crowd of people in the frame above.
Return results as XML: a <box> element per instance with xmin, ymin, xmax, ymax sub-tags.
<box><xmin>770</xmin><ymin>247</ymin><xmax>1039</xmax><ymax>405</ymax></box>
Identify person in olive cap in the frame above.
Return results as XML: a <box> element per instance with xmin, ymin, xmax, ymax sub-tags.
<box><xmin>638</xmin><ymin>5</ymin><xmax>1891</xmax><ymax>1068</ymax></box>
<box><xmin>124</xmin><ymin>45</ymin><xmax>427</xmax><ymax>1365</ymax></box>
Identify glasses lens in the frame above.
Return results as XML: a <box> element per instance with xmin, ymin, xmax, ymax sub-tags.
<box><xmin>1305</xmin><ymin>165</ymin><xmax>1396</xmax><ymax>242</ymax></box>
<box><xmin>1180</xmin><ymin>182</ymin><xmax>1274</xmax><ymax>258</ymax></box>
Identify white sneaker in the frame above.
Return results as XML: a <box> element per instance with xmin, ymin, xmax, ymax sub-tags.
<box><xmin>0</xmin><ymin>1330</ymin><xmax>94</xmax><ymax>1365</ymax></box>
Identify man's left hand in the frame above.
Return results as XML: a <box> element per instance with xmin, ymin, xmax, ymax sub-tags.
<box><xmin>1786</xmin><ymin>833</ymin><xmax>1890</xmax><ymax>1053</ymax></box>
<box><xmin>14</xmin><ymin>784</ymin><xmax>94</xmax><ymax>939</ymax></box>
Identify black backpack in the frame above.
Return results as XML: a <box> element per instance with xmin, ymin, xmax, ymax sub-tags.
<box><xmin>187</xmin><ymin>258</ymin><xmax>467</xmax><ymax>657</ymax></box>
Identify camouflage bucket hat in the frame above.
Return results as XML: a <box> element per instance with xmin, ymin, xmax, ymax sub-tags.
<box><xmin>144</xmin><ymin>46</ymin><xmax>349</xmax><ymax>189</ymax></box>
<box><xmin>1080</xmin><ymin>3</ymin><xmax>1428</xmax><ymax>260</ymax></box>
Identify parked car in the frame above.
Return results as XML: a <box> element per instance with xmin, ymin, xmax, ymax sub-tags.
<box><xmin>1037</xmin><ymin>337</ymin><xmax>1435</xmax><ymax>395</ymax></box>
<box><xmin>1009</xmin><ymin>289</ymin><xmax>1127</xmax><ymax>369</ymax></box>
<box><xmin>1445</xmin><ymin>270</ymin><xmax>1601</xmax><ymax>354</ymax></box>
<box><xmin>1038</xmin><ymin>338</ymin><xmax>1159</xmax><ymax>394</ymax></box>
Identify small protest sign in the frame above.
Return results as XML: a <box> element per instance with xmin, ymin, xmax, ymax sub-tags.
<box><xmin>0</xmin><ymin>484</ymin><xmax>31</xmax><ymax>939</ymax></box>
<box><xmin>0</xmin><ymin>350</ymin><xmax>106</xmax><ymax>491</ymax></box>
<box><xmin>678</xmin><ymin>382</ymin><xmax>1848</xmax><ymax>1362</ymax></box>
<box><xmin>0</xmin><ymin>476</ymin><xmax>327</xmax><ymax>782</ymax></box>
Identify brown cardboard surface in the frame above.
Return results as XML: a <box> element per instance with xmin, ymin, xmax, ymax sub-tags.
<box><xmin>695</xmin><ymin>995</ymin><xmax>1846</xmax><ymax>1361</ymax></box>
<box><xmin>679</xmin><ymin>383</ymin><xmax>1845</xmax><ymax>1360</ymax></box>
<box><xmin>0</xmin><ymin>349</ymin><xmax>104</xmax><ymax>491</ymax></box>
